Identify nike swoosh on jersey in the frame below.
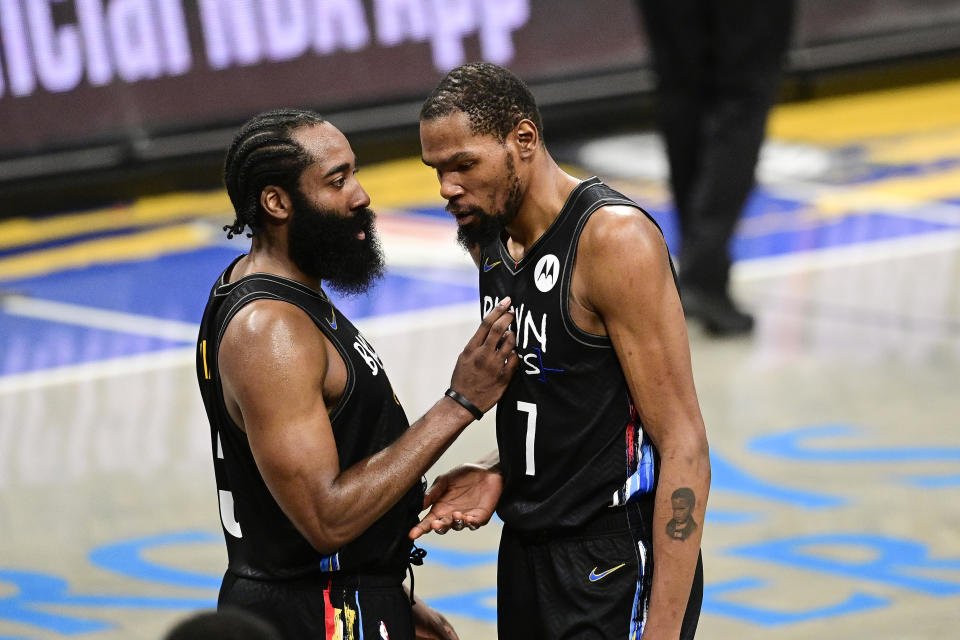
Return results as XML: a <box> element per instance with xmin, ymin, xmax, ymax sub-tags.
<box><xmin>589</xmin><ymin>563</ymin><xmax>627</xmax><ymax>582</ymax></box>
<box><xmin>483</xmin><ymin>258</ymin><xmax>502</xmax><ymax>272</ymax></box>
<box><xmin>327</xmin><ymin>307</ymin><xmax>337</xmax><ymax>329</ymax></box>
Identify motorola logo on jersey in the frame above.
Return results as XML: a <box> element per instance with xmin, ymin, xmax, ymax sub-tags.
<box><xmin>534</xmin><ymin>254</ymin><xmax>560</xmax><ymax>292</ymax></box>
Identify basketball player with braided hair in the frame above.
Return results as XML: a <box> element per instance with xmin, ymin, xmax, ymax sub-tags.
<box><xmin>196</xmin><ymin>109</ymin><xmax>519</xmax><ymax>639</ymax></box>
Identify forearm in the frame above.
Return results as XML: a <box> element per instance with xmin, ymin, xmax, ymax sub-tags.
<box><xmin>306</xmin><ymin>395</ymin><xmax>475</xmax><ymax>550</ymax></box>
<box><xmin>643</xmin><ymin>441</ymin><xmax>710</xmax><ymax>638</ymax></box>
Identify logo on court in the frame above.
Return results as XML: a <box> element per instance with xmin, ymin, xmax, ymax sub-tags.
<box><xmin>534</xmin><ymin>254</ymin><xmax>560</xmax><ymax>292</ymax></box>
<box><xmin>588</xmin><ymin>563</ymin><xmax>626</xmax><ymax>582</ymax></box>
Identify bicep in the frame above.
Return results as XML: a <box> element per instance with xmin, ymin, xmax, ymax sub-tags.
<box><xmin>585</xmin><ymin>214</ymin><xmax>705</xmax><ymax>451</ymax></box>
<box><xmin>219</xmin><ymin>303</ymin><xmax>341</xmax><ymax>525</ymax></box>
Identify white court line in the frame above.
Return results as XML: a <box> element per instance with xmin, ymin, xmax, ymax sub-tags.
<box><xmin>1</xmin><ymin>295</ymin><xmax>199</xmax><ymax>341</ymax></box>
<box><xmin>0</xmin><ymin>347</ymin><xmax>196</xmax><ymax>394</ymax></box>
<box><xmin>733</xmin><ymin>229</ymin><xmax>960</xmax><ymax>281</ymax></box>
<box><xmin>0</xmin><ymin>302</ymin><xmax>480</xmax><ymax>392</ymax></box>
<box><xmin>4</xmin><ymin>229</ymin><xmax>958</xmax><ymax>392</ymax></box>
<box><xmin>755</xmin><ymin>177</ymin><xmax>960</xmax><ymax>229</ymax></box>
<box><xmin>355</xmin><ymin>301</ymin><xmax>477</xmax><ymax>336</ymax></box>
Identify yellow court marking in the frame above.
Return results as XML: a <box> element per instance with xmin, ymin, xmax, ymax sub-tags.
<box><xmin>0</xmin><ymin>160</ymin><xmax>443</xmax><ymax>253</ymax></box>
<box><xmin>829</xmin><ymin>164</ymin><xmax>960</xmax><ymax>206</ymax></box>
<box><xmin>861</xmin><ymin>127</ymin><xmax>960</xmax><ymax>165</ymax></box>
<box><xmin>0</xmin><ymin>223</ymin><xmax>213</xmax><ymax>281</ymax></box>
<box><xmin>358</xmin><ymin>156</ymin><xmax>444</xmax><ymax>209</ymax></box>
<box><xmin>0</xmin><ymin>191</ymin><xmax>231</xmax><ymax>251</ymax></box>
<box><xmin>769</xmin><ymin>78</ymin><xmax>960</xmax><ymax>145</ymax></box>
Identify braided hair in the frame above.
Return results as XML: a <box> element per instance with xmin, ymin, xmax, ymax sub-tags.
<box><xmin>222</xmin><ymin>108</ymin><xmax>326</xmax><ymax>238</ymax></box>
<box><xmin>420</xmin><ymin>62</ymin><xmax>543</xmax><ymax>143</ymax></box>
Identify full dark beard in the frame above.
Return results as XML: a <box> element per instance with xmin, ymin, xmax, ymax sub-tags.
<box><xmin>453</xmin><ymin>160</ymin><xmax>523</xmax><ymax>250</ymax></box>
<box><xmin>287</xmin><ymin>189</ymin><xmax>385</xmax><ymax>295</ymax></box>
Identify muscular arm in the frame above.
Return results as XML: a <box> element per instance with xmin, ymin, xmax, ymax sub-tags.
<box><xmin>219</xmin><ymin>298</ymin><xmax>516</xmax><ymax>554</ymax></box>
<box><xmin>576</xmin><ymin>207</ymin><xmax>710</xmax><ymax>639</ymax></box>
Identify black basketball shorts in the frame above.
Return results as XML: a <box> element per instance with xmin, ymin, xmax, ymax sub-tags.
<box><xmin>219</xmin><ymin>570</ymin><xmax>414</xmax><ymax>640</ymax></box>
<box><xmin>496</xmin><ymin>504</ymin><xmax>703</xmax><ymax>639</ymax></box>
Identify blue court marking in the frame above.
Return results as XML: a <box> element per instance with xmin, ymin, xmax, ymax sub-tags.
<box><xmin>643</xmin><ymin>186</ymin><xmax>960</xmax><ymax>261</ymax></box>
<box><xmin>2</xmin><ymin>246</ymin><xmax>479</xmax><ymax>324</ymax></box>
<box><xmin>0</xmin><ymin>569</ymin><xmax>214</xmax><ymax>635</ymax></box>
<box><xmin>0</xmin><ymin>246</ymin><xmax>480</xmax><ymax>376</ymax></box>
<box><xmin>88</xmin><ymin>531</ymin><xmax>222</xmax><ymax>590</ymax></box>
<box><xmin>0</xmin><ymin>247</ymin><xmax>236</xmax><ymax>322</ymax></box>
<box><xmin>703</xmin><ymin>577</ymin><xmax>889</xmax><ymax>626</ymax></box>
<box><xmin>727</xmin><ymin>533</ymin><xmax>960</xmax><ymax>596</ymax></box>
<box><xmin>427</xmin><ymin>588</ymin><xmax>497</xmax><ymax>623</ymax></box>
<box><xmin>0</xmin><ymin>313</ymin><xmax>187</xmax><ymax>376</ymax></box>
<box><xmin>731</xmin><ymin>210</ymin><xmax>957</xmax><ymax>261</ymax></box>
<box><xmin>706</xmin><ymin>510</ymin><xmax>761</xmax><ymax>524</ymax></box>
<box><xmin>711</xmin><ymin>452</ymin><xmax>844</xmax><ymax>509</ymax></box>
<box><xmin>406</xmin><ymin>207</ymin><xmax>450</xmax><ymax>221</ymax></box>
<box><xmin>902</xmin><ymin>474</ymin><xmax>960</xmax><ymax>488</ymax></box>
<box><xmin>417</xmin><ymin>546</ymin><xmax>499</xmax><ymax>569</ymax></box>
<box><xmin>749</xmin><ymin>424</ymin><xmax>960</xmax><ymax>462</ymax></box>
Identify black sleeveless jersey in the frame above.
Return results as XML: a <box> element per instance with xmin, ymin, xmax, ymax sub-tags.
<box><xmin>195</xmin><ymin>257</ymin><xmax>424</xmax><ymax>579</ymax></box>
<box><xmin>480</xmin><ymin>177</ymin><xmax>677</xmax><ymax>531</ymax></box>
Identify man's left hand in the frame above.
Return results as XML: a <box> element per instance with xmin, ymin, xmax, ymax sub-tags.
<box><xmin>412</xmin><ymin>598</ymin><xmax>459</xmax><ymax>639</ymax></box>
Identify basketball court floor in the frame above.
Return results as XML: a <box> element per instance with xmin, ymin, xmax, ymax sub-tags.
<box><xmin>1</xmin><ymin>78</ymin><xmax>959</xmax><ymax>639</ymax></box>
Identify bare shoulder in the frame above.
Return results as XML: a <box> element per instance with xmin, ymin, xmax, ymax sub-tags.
<box><xmin>219</xmin><ymin>299</ymin><xmax>327</xmax><ymax>379</ymax></box>
<box><xmin>578</xmin><ymin>204</ymin><xmax>671</xmax><ymax>281</ymax></box>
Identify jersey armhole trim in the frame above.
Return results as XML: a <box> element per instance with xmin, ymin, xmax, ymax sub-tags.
<box><xmin>213</xmin><ymin>292</ymin><xmax>356</xmax><ymax>433</ymax></box>
<box><xmin>558</xmin><ymin>198</ymin><xmax>639</xmax><ymax>348</ymax></box>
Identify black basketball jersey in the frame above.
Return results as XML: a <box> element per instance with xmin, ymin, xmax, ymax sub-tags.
<box><xmin>480</xmin><ymin>177</ymin><xmax>677</xmax><ymax>531</ymax></box>
<box><xmin>196</xmin><ymin>257</ymin><xmax>424</xmax><ymax>579</ymax></box>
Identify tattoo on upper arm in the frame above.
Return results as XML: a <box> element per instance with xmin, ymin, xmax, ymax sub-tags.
<box><xmin>666</xmin><ymin>487</ymin><xmax>698</xmax><ymax>541</ymax></box>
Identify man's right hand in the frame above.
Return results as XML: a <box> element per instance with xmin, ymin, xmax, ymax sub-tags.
<box><xmin>448</xmin><ymin>297</ymin><xmax>518</xmax><ymax>413</ymax></box>
<box><xmin>409</xmin><ymin>463</ymin><xmax>504</xmax><ymax>539</ymax></box>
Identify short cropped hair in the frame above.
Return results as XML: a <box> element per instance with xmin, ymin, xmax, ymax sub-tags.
<box><xmin>671</xmin><ymin>487</ymin><xmax>696</xmax><ymax>508</ymax></box>
<box><xmin>222</xmin><ymin>108</ymin><xmax>326</xmax><ymax>238</ymax></box>
<box><xmin>164</xmin><ymin>608</ymin><xmax>282</xmax><ymax>640</ymax></box>
<box><xmin>420</xmin><ymin>62</ymin><xmax>543</xmax><ymax>143</ymax></box>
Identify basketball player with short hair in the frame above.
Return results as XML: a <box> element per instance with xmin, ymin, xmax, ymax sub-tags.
<box><xmin>414</xmin><ymin>63</ymin><xmax>709</xmax><ymax>639</ymax></box>
<box><xmin>196</xmin><ymin>109</ymin><xmax>519</xmax><ymax>639</ymax></box>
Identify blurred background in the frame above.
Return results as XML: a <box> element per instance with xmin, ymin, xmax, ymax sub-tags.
<box><xmin>1</xmin><ymin>0</ymin><xmax>959</xmax><ymax>638</ymax></box>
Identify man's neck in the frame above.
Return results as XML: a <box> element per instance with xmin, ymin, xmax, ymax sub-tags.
<box><xmin>503</xmin><ymin>158</ymin><xmax>580</xmax><ymax>261</ymax></box>
<box><xmin>232</xmin><ymin>239</ymin><xmax>322</xmax><ymax>292</ymax></box>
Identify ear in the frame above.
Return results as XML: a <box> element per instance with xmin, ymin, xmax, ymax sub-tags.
<box><xmin>260</xmin><ymin>185</ymin><xmax>292</xmax><ymax>222</ymax></box>
<box><xmin>514</xmin><ymin>119</ymin><xmax>540</xmax><ymax>159</ymax></box>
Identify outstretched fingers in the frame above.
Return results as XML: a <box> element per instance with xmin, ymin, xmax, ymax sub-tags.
<box><xmin>482</xmin><ymin>307</ymin><xmax>516</xmax><ymax>351</ymax></box>
<box><xmin>467</xmin><ymin>297</ymin><xmax>513</xmax><ymax>351</ymax></box>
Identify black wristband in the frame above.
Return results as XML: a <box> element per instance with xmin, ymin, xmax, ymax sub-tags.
<box><xmin>444</xmin><ymin>388</ymin><xmax>484</xmax><ymax>421</ymax></box>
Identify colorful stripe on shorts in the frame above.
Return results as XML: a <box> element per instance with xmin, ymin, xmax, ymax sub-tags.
<box><xmin>320</xmin><ymin>551</ymin><xmax>341</xmax><ymax>572</ymax></box>
<box><xmin>629</xmin><ymin>539</ymin><xmax>649</xmax><ymax>639</ymax></box>
<box><xmin>612</xmin><ymin>402</ymin><xmax>656</xmax><ymax>506</ymax></box>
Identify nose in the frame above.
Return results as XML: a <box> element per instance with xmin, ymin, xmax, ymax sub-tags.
<box><xmin>439</xmin><ymin>174</ymin><xmax>463</xmax><ymax>201</ymax></box>
<box><xmin>351</xmin><ymin>183</ymin><xmax>371</xmax><ymax>210</ymax></box>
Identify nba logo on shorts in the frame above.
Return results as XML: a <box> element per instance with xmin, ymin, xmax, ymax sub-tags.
<box><xmin>534</xmin><ymin>254</ymin><xmax>560</xmax><ymax>292</ymax></box>
<box><xmin>379</xmin><ymin>620</ymin><xmax>390</xmax><ymax>639</ymax></box>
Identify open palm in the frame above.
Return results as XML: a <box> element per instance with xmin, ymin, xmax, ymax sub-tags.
<box><xmin>409</xmin><ymin>464</ymin><xmax>503</xmax><ymax>539</ymax></box>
